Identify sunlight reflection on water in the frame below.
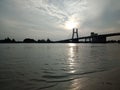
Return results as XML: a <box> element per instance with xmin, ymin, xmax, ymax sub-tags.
<box><xmin>68</xmin><ymin>43</ymin><xmax>78</xmax><ymax>74</ymax></box>
<box><xmin>68</xmin><ymin>43</ymin><xmax>80</xmax><ymax>90</ymax></box>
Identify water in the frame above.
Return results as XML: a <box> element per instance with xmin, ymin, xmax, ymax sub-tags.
<box><xmin>0</xmin><ymin>43</ymin><xmax>120</xmax><ymax>90</ymax></box>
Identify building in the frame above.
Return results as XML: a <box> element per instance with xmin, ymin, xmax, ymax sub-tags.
<box><xmin>91</xmin><ymin>32</ymin><xmax>106</xmax><ymax>43</ymax></box>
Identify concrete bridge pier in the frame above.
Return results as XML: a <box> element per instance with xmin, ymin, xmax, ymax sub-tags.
<box><xmin>89</xmin><ymin>38</ymin><xmax>92</xmax><ymax>42</ymax></box>
<box><xmin>85</xmin><ymin>37</ymin><xmax>92</xmax><ymax>43</ymax></box>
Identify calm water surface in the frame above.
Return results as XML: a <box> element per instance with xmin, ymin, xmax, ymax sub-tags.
<box><xmin>0</xmin><ymin>43</ymin><xmax>120</xmax><ymax>90</ymax></box>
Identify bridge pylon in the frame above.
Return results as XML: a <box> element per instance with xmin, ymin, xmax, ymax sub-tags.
<box><xmin>72</xmin><ymin>28</ymin><xmax>79</xmax><ymax>42</ymax></box>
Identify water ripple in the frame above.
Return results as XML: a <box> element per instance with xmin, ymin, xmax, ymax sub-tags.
<box><xmin>42</xmin><ymin>69</ymin><xmax>105</xmax><ymax>81</ymax></box>
<box><xmin>36</xmin><ymin>83</ymin><xmax>58</xmax><ymax>90</ymax></box>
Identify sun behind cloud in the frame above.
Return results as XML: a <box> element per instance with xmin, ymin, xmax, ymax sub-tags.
<box><xmin>65</xmin><ymin>21</ymin><xmax>78</xmax><ymax>29</ymax></box>
<box><xmin>64</xmin><ymin>16</ymin><xmax>79</xmax><ymax>30</ymax></box>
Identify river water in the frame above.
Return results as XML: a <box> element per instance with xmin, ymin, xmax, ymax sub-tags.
<box><xmin>0</xmin><ymin>43</ymin><xmax>120</xmax><ymax>90</ymax></box>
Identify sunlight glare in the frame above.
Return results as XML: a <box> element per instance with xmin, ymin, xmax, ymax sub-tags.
<box><xmin>64</xmin><ymin>16</ymin><xmax>79</xmax><ymax>30</ymax></box>
<box><xmin>65</xmin><ymin>21</ymin><xmax>78</xmax><ymax>29</ymax></box>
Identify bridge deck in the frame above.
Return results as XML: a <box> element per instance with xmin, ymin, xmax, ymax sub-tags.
<box><xmin>55</xmin><ymin>32</ymin><xmax>120</xmax><ymax>42</ymax></box>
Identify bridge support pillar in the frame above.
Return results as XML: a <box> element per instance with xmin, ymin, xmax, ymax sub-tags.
<box><xmin>89</xmin><ymin>38</ymin><xmax>92</xmax><ymax>42</ymax></box>
<box><xmin>72</xmin><ymin>28</ymin><xmax>79</xmax><ymax>42</ymax></box>
<box><xmin>85</xmin><ymin>38</ymin><xmax>87</xmax><ymax>42</ymax></box>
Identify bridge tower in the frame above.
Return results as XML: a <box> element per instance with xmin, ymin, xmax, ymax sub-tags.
<box><xmin>72</xmin><ymin>28</ymin><xmax>79</xmax><ymax>42</ymax></box>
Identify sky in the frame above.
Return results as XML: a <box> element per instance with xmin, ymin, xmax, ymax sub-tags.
<box><xmin>0</xmin><ymin>0</ymin><xmax>120</xmax><ymax>41</ymax></box>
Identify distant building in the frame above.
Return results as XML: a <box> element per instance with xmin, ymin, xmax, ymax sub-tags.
<box><xmin>90</xmin><ymin>32</ymin><xmax>106</xmax><ymax>43</ymax></box>
<box><xmin>91</xmin><ymin>32</ymin><xmax>98</xmax><ymax>36</ymax></box>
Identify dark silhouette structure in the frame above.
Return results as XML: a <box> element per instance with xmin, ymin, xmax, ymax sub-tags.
<box><xmin>90</xmin><ymin>32</ymin><xmax>106</xmax><ymax>43</ymax></box>
<box><xmin>72</xmin><ymin>28</ymin><xmax>79</xmax><ymax>42</ymax></box>
<box><xmin>0</xmin><ymin>31</ymin><xmax>120</xmax><ymax>43</ymax></box>
<box><xmin>55</xmin><ymin>29</ymin><xmax>120</xmax><ymax>43</ymax></box>
<box><xmin>85</xmin><ymin>32</ymin><xmax>120</xmax><ymax>43</ymax></box>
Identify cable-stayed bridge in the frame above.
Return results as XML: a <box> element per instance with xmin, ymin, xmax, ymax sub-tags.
<box><xmin>55</xmin><ymin>29</ymin><xmax>120</xmax><ymax>43</ymax></box>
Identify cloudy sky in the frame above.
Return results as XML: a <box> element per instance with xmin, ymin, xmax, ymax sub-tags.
<box><xmin>0</xmin><ymin>0</ymin><xmax>120</xmax><ymax>41</ymax></box>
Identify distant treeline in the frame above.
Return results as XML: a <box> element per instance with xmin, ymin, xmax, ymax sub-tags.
<box><xmin>0</xmin><ymin>37</ymin><xmax>53</xmax><ymax>43</ymax></box>
<box><xmin>0</xmin><ymin>37</ymin><xmax>120</xmax><ymax>43</ymax></box>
